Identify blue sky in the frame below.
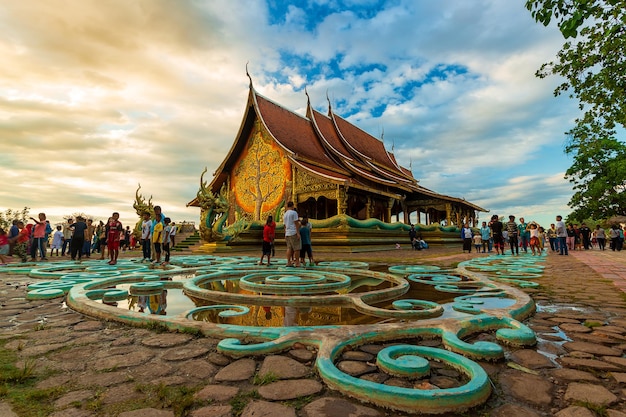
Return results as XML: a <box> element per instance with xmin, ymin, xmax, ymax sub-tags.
<box><xmin>0</xmin><ymin>0</ymin><xmax>578</xmax><ymax>228</ymax></box>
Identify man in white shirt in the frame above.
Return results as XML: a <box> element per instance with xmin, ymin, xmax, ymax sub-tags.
<box><xmin>283</xmin><ymin>201</ymin><xmax>301</xmax><ymax>267</ymax></box>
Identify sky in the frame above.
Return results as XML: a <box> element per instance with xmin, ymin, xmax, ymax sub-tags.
<box><xmin>0</xmin><ymin>0</ymin><xmax>579</xmax><ymax>229</ymax></box>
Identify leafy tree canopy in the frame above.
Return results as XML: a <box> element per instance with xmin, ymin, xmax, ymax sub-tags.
<box><xmin>0</xmin><ymin>207</ymin><xmax>30</xmax><ymax>231</ymax></box>
<box><xmin>526</xmin><ymin>0</ymin><xmax>626</xmax><ymax>220</ymax></box>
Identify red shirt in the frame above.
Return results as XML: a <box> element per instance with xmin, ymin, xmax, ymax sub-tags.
<box><xmin>263</xmin><ymin>222</ymin><xmax>276</xmax><ymax>243</ymax></box>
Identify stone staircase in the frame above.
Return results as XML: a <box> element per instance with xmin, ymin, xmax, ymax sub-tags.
<box><xmin>172</xmin><ymin>230</ymin><xmax>201</xmax><ymax>252</ymax></box>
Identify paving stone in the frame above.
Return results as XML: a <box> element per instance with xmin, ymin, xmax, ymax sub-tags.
<box><xmin>161</xmin><ymin>345</ymin><xmax>210</xmax><ymax>361</ymax></box>
<box><xmin>258</xmin><ymin>355</ymin><xmax>311</xmax><ymax>379</ymax></box>
<box><xmin>288</xmin><ymin>348</ymin><xmax>315</xmax><ymax>363</ymax></box>
<box><xmin>194</xmin><ymin>385</ymin><xmax>239</xmax><ymax>402</ymax></box>
<box><xmin>510</xmin><ymin>349</ymin><xmax>556</xmax><ymax>369</ymax></box>
<box><xmin>491</xmin><ymin>403</ymin><xmax>542</xmax><ymax>417</ymax></box>
<box><xmin>384</xmin><ymin>378</ymin><xmax>412</xmax><ymax>388</ymax></box>
<box><xmin>100</xmin><ymin>383</ymin><xmax>144</xmax><ymax>405</ymax></box>
<box><xmin>550</xmin><ymin>368</ymin><xmax>600</xmax><ymax>383</ymax></box>
<box><xmin>140</xmin><ymin>333</ymin><xmax>193</xmax><ymax>348</ymax></box>
<box><xmin>610</xmin><ymin>372</ymin><xmax>626</xmax><ymax>384</ymax></box>
<box><xmin>360</xmin><ymin>373</ymin><xmax>389</xmax><ymax>383</ymax></box>
<box><xmin>54</xmin><ymin>390</ymin><xmax>94</xmax><ymax>408</ymax></box>
<box><xmin>564</xmin><ymin>382</ymin><xmax>618</xmax><ymax>406</ymax></box>
<box><xmin>301</xmin><ymin>397</ymin><xmax>382</xmax><ymax>417</ymax></box>
<box><xmin>49</xmin><ymin>409</ymin><xmax>95</xmax><ymax>417</ymax></box>
<box><xmin>563</xmin><ymin>341</ymin><xmax>623</xmax><ymax>356</ymax></box>
<box><xmin>73</xmin><ymin>321</ymin><xmax>104</xmax><ymax>331</ymax></box>
<box><xmin>257</xmin><ymin>379</ymin><xmax>323</xmax><ymax>400</ymax></box>
<box><xmin>499</xmin><ymin>370</ymin><xmax>553</xmax><ymax>406</ymax></box>
<box><xmin>429</xmin><ymin>375</ymin><xmax>459</xmax><ymax>388</ymax></box>
<box><xmin>176</xmin><ymin>359</ymin><xmax>219</xmax><ymax>379</ymax></box>
<box><xmin>241</xmin><ymin>400</ymin><xmax>296</xmax><ymax>417</ymax></box>
<box><xmin>93</xmin><ymin>350</ymin><xmax>154</xmax><ymax>371</ymax></box>
<box><xmin>341</xmin><ymin>350</ymin><xmax>374</xmax><ymax>362</ymax></box>
<box><xmin>602</xmin><ymin>356</ymin><xmax>626</xmax><ymax>369</ymax></box>
<box><xmin>568</xmin><ymin>351</ymin><xmax>595</xmax><ymax>359</ymax></box>
<box><xmin>596</xmin><ymin>325</ymin><xmax>626</xmax><ymax>334</ymax></box>
<box><xmin>36</xmin><ymin>374</ymin><xmax>73</xmax><ymax>389</ymax></box>
<box><xmin>214</xmin><ymin>358</ymin><xmax>256</xmax><ymax>382</ymax></box>
<box><xmin>359</xmin><ymin>344</ymin><xmax>384</xmax><ymax>355</ymax></box>
<box><xmin>549</xmin><ymin>317</ymin><xmax>583</xmax><ymax>324</ymax></box>
<box><xmin>118</xmin><ymin>409</ymin><xmax>174</xmax><ymax>417</ymax></box>
<box><xmin>75</xmin><ymin>370</ymin><xmax>132</xmax><ymax>387</ymax></box>
<box><xmin>607</xmin><ymin>410</ymin><xmax>626</xmax><ymax>417</ymax></box>
<box><xmin>190</xmin><ymin>405</ymin><xmax>232</xmax><ymax>417</ymax></box>
<box><xmin>559</xmin><ymin>323</ymin><xmax>592</xmax><ymax>333</ymax></box>
<box><xmin>151</xmin><ymin>375</ymin><xmax>187</xmax><ymax>386</ymax></box>
<box><xmin>337</xmin><ymin>360</ymin><xmax>377</xmax><ymax>376</ymax></box>
<box><xmin>207</xmin><ymin>352</ymin><xmax>231</xmax><ymax>366</ymax></box>
<box><xmin>558</xmin><ymin>357</ymin><xmax>622</xmax><ymax>372</ymax></box>
<box><xmin>555</xmin><ymin>406</ymin><xmax>597</xmax><ymax>417</ymax></box>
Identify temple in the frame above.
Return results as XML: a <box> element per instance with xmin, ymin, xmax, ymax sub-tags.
<box><xmin>188</xmin><ymin>80</ymin><xmax>486</xmax><ymax>249</ymax></box>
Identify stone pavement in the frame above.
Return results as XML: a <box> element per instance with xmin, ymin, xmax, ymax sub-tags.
<box><xmin>1</xmin><ymin>248</ymin><xmax>626</xmax><ymax>416</ymax></box>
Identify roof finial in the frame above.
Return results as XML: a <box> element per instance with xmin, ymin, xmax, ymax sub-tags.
<box><xmin>409</xmin><ymin>157</ymin><xmax>413</xmax><ymax>170</ymax></box>
<box><xmin>326</xmin><ymin>89</ymin><xmax>332</xmax><ymax>113</ymax></box>
<box><xmin>245</xmin><ymin>62</ymin><xmax>253</xmax><ymax>88</ymax></box>
<box><xmin>305</xmin><ymin>86</ymin><xmax>310</xmax><ymax>105</ymax></box>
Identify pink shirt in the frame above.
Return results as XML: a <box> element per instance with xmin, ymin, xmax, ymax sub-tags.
<box><xmin>33</xmin><ymin>222</ymin><xmax>46</xmax><ymax>238</ymax></box>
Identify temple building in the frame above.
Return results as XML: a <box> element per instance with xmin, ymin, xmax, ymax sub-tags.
<box><xmin>188</xmin><ymin>80</ymin><xmax>486</xmax><ymax>249</ymax></box>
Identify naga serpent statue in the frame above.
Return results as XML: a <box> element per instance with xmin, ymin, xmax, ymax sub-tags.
<box><xmin>197</xmin><ymin>168</ymin><xmax>230</xmax><ymax>242</ymax></box>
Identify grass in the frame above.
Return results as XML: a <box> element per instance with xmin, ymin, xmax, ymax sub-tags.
<box><xmin>283</xmin><ymin>394</ymin><xmax>315</xmax><ymax>410</ymax></box>
<box><xmin>143</xmin><ymin>320</ymin><xmax>170</xmax><ymax>333</ymax></box>
<box><xmin>252</xmin><ymin>372</ymin><xmax>279</xmax><ymax>386</ymax></box>
<box><xmin>230</xmin><ymin>390</ymin><xmax>260</xmax><ymax>417</ymax></box>
<box><xmin>133</xmin><ymin>382</ymin><xmax>203</xmax><ymax>416</ymax></box>
<box><xmin>573</xmin><ymin>400</ymin><xmax>608</xmax><ymax>416</ymax></box>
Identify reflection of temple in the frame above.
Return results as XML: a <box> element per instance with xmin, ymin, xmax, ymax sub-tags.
<box><xmin>188</xmin><ymin>80</ymin><xmax>486</xmax><ymax>249</ymax></box>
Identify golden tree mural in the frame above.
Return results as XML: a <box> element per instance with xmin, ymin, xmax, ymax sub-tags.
<box><xmin>233</xmin><ymin>126</ymin><xmax>287</xmax><ymax>221</ymax></box>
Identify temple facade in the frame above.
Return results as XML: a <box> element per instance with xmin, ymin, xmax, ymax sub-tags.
<box><xmin>188</xmin><ymin>82</ymin><xmax>486</xmax><ymax>246</ymax></box>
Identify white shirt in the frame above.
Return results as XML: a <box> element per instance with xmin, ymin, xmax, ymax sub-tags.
<box><xmin>283</xmin><ymin>209</ymin><xmax>299</xmax><ymax>237</ymax></box>
<box><xmin>141</xmin><ymin>220</ymin><xmax>152</xmax><ymax>239</ymax></box>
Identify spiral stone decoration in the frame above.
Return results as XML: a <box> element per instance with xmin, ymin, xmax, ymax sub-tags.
<box><xmin>239</xmin><ymin>271</ymin><xmax>352</xmax><ymax>295</ymax></box>
<box><xmin>9</xmin><ymin>253</ymin><xmax>546</xmax><ymax>414</ymax></box>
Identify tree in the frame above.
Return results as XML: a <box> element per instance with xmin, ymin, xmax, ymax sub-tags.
<box><xmin>526</xmin><ymin>0</ymin><xmax>626</xmax><ymax>219</ymax></box>
<box><xmin>0</xmin><ymin>207</ymin><xmax>30</xmax><ymax>230</ymax></box>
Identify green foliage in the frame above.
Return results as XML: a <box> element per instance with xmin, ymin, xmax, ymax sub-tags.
<box><xmin>252</xmin><ymin>372</ymin><xmax>279</xmax><ymax>386</ymax></box>
<box><xmin>0</xmin><ymin>207</ymin><xmax>30</xmax><ymax>231</ymax></box>
<box><xmin>526</xmin><ymin>0</ymin><xmax>626</xmax><ymax>220</ymax></box>
<box><xmin>230</xmin><ymin>390</ymin><xmax>260</xmax><ymax>417</ymax></box>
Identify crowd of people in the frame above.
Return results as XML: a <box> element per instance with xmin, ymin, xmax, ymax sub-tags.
<box><xmin>0</xmin><ymin>206</ymin><xmax>179</xmax><ymax>266</ymax></box>
<box><xmin>458</xmin><ymin>215</ymin><xmax>625</xmax><ymax>256</ymax></box>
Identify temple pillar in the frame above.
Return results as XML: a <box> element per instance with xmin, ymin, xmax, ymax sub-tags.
<box><xmin>365</xmin><ymin>196</ymin><xmax>372</xmax><ymax>219</ymax></box>
<box><xmin>386</xmin><ymin>198</ymin><xmax>394</xmax><ymax>223</ymax></box>
<box><xmin>445</xmin><ymin>203</ymin><xmax>452</xmax><ymax>226</ymax></box>
<box><xmin>337</xmin><ymin>186</ymin><xmax>348</xmax><ymax>215</ymax></box>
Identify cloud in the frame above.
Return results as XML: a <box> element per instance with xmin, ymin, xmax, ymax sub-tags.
<box><xmin>0</xmin><ymin>0</ymin><xmax>579</xmax><ymax>230</ymax></box>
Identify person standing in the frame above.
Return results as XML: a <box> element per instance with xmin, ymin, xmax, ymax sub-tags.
<box><xmin>480</xmin><ymin>221</ymin><xmax>492</xmax><ymax>253</ymax></box>
<box><xmin>152</xmin><ymin>213</ymin><xmax>163</xmax><ymax>264</ymax></box>
<box><xmin>83</xmin><ymin>219</ymin><xmax>95</xmax><ymax>258</ymax></box>
<box><xmin>579</xmin><ymin>223</ymin><xmax>592</xmax><ymax>250</ymax></box>
<box><xmin>408</xmin><ymin>224</ymin><xmax>417</xmax><ymax>249</ymax></box>
<box><xmin>506</xmin><ymin>215</ymin><xmax>519</xmax><ymax>255</ymax></box>
<box><xmin>556</xmin><ymin>215</ymin><xmax>568</xmax><ymax>255</ymax></box>
<box><xmin>169</xmin><ymin>222</ymin><xmax>177</xmax><ymax>248</ymax></box>
<box><xmin>283</xmin><ymin>201</ymin><xmax>301</xmax><ymax>267</ymax></box>
<box><xmin>489</xmin><ymin>215</ymin><xmax>505</xmax><ymax>255</ymax></box>
<box><xmin>595</xmin><ymin>224</ymin><xmax>606</xmax><ymax>250</ymax></box>
<box><xmin>106</xmin><ymin>213</ymin><xmax>123</xmax><ymax>265</ymax></box>
<box><xmin>29</xmin><ymin>213</ymin><xmax>48</xmax><ymax>261</ymax></box>
<box><xmin>50</xmin><ymin>226</ymin><xmax>63</xmax><ymax>257</ymax></box>
<box><xmin>461</xmin><ymin>223</ymin><xmax>473</xmax><ymax>253</ymax></box>
<box><xmin>162</xmin><ymin>217</ymin><xmax>172</xmax><ymax>266</ymax></box>
<box><xmin>61</xmin><ymin>218</ymin><xmax>73</xmax><ymax>256</ymax></box>
<box><xmin>141</xmin><ymin>212</ymin><xmax>152</xmax><ymax>262</ymax></box>
<box><xmin>69</xmin><ymin>217</ymin><xmax>87</xmax><ymax>261</ymax></box>
<box><xmin>547</xmin><ymin>223</ymin><xmax>558</xmax><ymax>252</ymax></box>
<box><xmin>299</xmin><ymin>217</ymin><xmax>318</xmax><ymax>266</ymax></box>
<box><xmin>527</xmin><ymin>222</ymin><xmax>541</xmax><ymax>256</ymax></box>
<box><xmin>259</xmin><ymin>215</ymin><xmax>276</xmax><ymax>266</ymax></box>
<box><xmin>517</xmin><ymin>217</ymin><xmax>530</xmax><ymax>253</ymax></box>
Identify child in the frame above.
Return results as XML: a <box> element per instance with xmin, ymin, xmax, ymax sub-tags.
<box><xmin>152</xmin><ymin>213</ymin><xmax>163</xmax><ymax>264</ymax></box>
<box><xmin>473</xmin><ymin>233</ymin><xmax>482</xmax><ymax>253</ymax></box>
<box><xmin>106</xmin><ymin>212</ymin><xmax>123</xmax><ymax>265</ymax></box>
<box><xmin>162</xmin><ymin>217</ymin><xmax>172</xmax><ymax>266</ymax></box>
<box><xmin>299</xmin><ymin>217</ymin><xmax>317</xmax><ymax>266</ymax></box>
<box><xmin>0</xmin><ymin>228</ymin><xmax>9</xmax><ymax>265</ymax></box>
<box><xmin>259</xmin><ymin>215</ymin><xmax>276</xmax><ymax>265</ymax></box>
<box><xmin>50</xmin><ymin>226</ymin><xmax>63</xmax><ymax>257</ymax></box>
<box><xmin>527</xmin><ymin>222</ymin><xmax>541</xmax><ymax>256</ymax></box>
<box><xmin>10</xmin><ymin>221</ymin><xmax>30</xmax><ymax>262</ymax></box>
